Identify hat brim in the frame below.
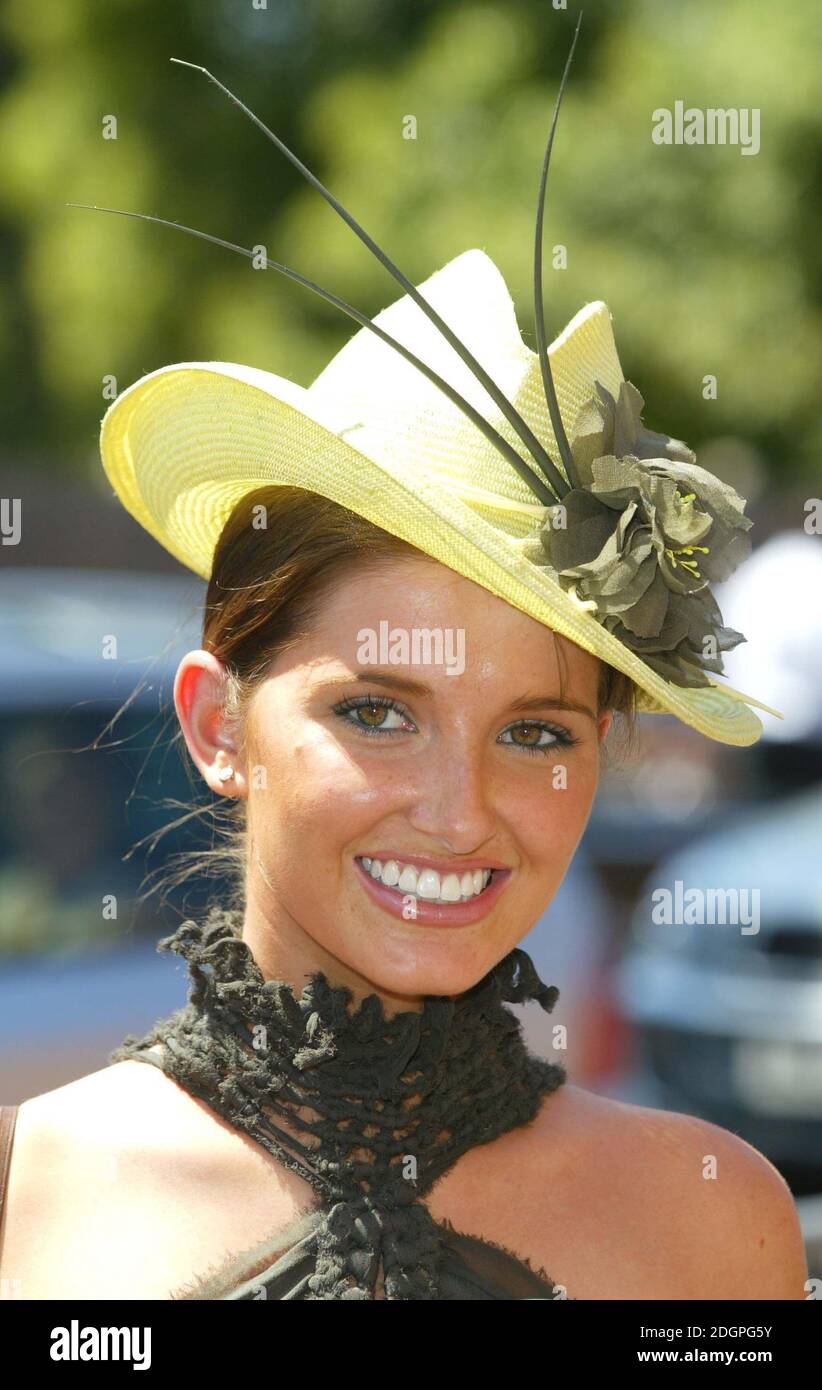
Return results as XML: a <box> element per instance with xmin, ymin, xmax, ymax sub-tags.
<box><xmin>100</xmin><ymin>360</ymin><xmax>774</xmax><ymax>746</ymax></box>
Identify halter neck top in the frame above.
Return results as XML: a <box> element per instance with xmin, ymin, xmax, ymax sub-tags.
<box><xmin>108</xmin><ymin>905</ymin><xmax>572</xmax><ymax>1300</ymax></box>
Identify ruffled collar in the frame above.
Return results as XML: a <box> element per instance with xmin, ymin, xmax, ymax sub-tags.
<box><xmin>112</xmin><ymin>903</ymin><xmax>566</xmax><ymax>1193</ymax></box>
<box><xmin>109</xmin><ymin>904</ymin><xmax>568</xmax><ymax>1298</ymax></box>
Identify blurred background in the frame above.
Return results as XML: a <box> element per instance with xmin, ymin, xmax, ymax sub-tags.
<box><xmin>1</xmin><ymin>0</ymin><xmax>821</xmax><ymax>1277</ymax></box>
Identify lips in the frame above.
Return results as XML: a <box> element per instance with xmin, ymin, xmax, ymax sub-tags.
<box><xmin>353</xmin><ymin>854</ymin><xmax>512</xmax><ymax>927</ymax></box>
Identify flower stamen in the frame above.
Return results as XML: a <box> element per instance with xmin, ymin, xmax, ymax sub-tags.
<box><xmin>665</xmin><ymin>543</ymin><xmax>710</xmax><ymax>577</ymax></box>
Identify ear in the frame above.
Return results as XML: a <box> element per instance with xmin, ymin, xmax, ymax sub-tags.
<box><xmin>173</xmin><ymin>649</ymin><xmax>247</xmax><ymax>798</ymax></box>
<box><xmin>597</xmin><ymin>708</ymin><xmax>614</xmax><ymax>743</ymax></box>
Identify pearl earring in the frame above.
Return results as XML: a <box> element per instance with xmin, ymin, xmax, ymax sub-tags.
<box><xmin>217</xmin><ymin>765</ymin><xmax>235</xmax><ymax>783</ymax></box>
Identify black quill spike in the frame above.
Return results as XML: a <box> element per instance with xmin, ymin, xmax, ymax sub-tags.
<box><xmin>66</xmin><ymin>201</ymin><xmax>556</xmax><ymax>505</ymax></box>
<box><xmin>165</xmin><ymin>56</ymin><xmax>569</xmax><ymax>500</ymax></box>
<box><xmin>534</xmin><ymin>11</ymin><xmax>584</xmax><ymax>490</ymax></box>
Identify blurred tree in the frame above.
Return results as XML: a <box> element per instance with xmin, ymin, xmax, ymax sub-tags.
<box><xmin>0</xmin><ymin>0</ymin><xmax>819</xmax><ymax>488</ymax></box>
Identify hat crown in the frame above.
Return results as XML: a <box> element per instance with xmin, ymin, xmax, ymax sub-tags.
<box><xmin>307</xmin><ymin>249</ymin><xmax>624</xmax><ymax>531</ymax></box>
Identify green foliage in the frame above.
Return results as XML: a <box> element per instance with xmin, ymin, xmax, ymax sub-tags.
<box><xmin>0</xmin><ymin>0</ymin><xmax>819</xmax><ymax>482</ymax></box>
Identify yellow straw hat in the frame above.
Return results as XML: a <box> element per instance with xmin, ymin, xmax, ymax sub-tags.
<box><xmin>83</xmin><ymin>22</ymin><xmax>780</xmax><ymax>747</ymax></box>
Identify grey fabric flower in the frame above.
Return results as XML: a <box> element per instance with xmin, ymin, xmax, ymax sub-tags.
<box><xmin>538</xmin><ymin>380</ymin><xmax>752</xmax><ymax>688</ymax></box>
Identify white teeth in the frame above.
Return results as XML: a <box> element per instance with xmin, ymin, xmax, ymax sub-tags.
<box><xmin>358</xmin><ymin>857</ymin><xmax>496</xmax><ymax>904</ymax></box>
<box><xmin>416</xmin><ymin>869</ymin><xmax>441</xmax><ymax>900</ymax></box>
<box><xmin>397</xmin><ymin>864</ymin><xmax>418</xmax><ymax>893</ymax></box>
<box><xmin>441</xmin><ymin>873</ymin><xmax>462</xmax><ymax>903</ymax></box>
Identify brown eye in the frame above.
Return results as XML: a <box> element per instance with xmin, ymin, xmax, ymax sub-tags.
<box><xmin>332</xmin><ymin>696</ymin><xmax>414</xmax><ymax>736</ymax></box>
<box><xmin>498</xmin><ymin>720</ymin><xmax>575</xmax><ymax>756</ymax></box>
<box><xmin>510</xmin><ymin>722</ymin><xmax>541</xmax><ymax>746</ymax></box>
<box><xmin>359</xmin><ymin>703</ymin><xmax>387</xmax><ymax>728</ymax></box>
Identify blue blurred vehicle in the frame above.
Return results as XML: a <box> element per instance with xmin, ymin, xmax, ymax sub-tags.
<box><xmin>0</xmin><ymin>565</ymin><xmax>213</xmax><ymax>944</ymax></box>
<box><xmin>616</xmin><ymin>785</ymin><xmax>822</xmax><ymax>1188</ymax></box>
<box><xmin>0</xmin><ymin>566</ymin><xmax>209</xmax><ymax>1099</ymax></box>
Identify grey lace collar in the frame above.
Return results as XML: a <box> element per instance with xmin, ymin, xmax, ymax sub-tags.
<box><xmin>110</xmin><ymin>903</ymin><xmax>568</xmax><ymax>1299</ymax></box>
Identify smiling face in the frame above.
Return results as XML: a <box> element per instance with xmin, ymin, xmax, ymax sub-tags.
<box><xmin>176</xmin><ymin>553</ymin><xmax>612</xmax><ymax>1010</ymax></box>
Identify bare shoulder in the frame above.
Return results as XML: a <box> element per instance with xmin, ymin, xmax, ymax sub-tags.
<box><xmin>7</xmin><ymin>1051</ymin><xmax>200</xmax><ymax>1174</ymax></box>
<box><xmin>0</xmin><ymin>1053</ymin><xmax>311</xmax><ymax>1298</ymax></box>
<box><xmin>4</xmin><ymin>1045</ymin><xmax>292</xmax><ymax>1197</ymax></box>
<box><xmin>2</xmin><ymin>1056</ymin><xmax>191</xmax><ymax>1249</ymax></box>
<box><xmin>529</xmin><ymin>1083</ymin><xmax>809</xmax><ymax>1299</ymax></box>
<box><xmin>0</xmin><ymin>1058</ymin><xmax>155</xmax><ymax>1287</ymax></box>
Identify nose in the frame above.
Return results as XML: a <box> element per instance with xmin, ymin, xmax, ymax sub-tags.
<box><xmin>405</xmin><ymin>741</ymin><xmax>498</xmax><ymax>856</ymax></box>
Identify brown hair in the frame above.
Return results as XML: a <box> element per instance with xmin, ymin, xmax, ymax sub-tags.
<box><xmin>133</xmin><ymin>485</ymin><xmax>636</xmax><ymax>913</ymax></box>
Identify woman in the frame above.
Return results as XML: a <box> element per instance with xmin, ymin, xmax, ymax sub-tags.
<box><xmin>0</xmin><ymin>39</ymin><xmax>809</xmax><ymax>1300</ymax></box>
<box><xmin>0</xmin><ymin>478</ymin><xmax>808</xmax><ymax>1300</ymax></box>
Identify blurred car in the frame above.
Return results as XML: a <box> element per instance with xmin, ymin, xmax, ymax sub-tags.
<box><xmin>616</xmin><ymin>785</ymin><xmax>822</xmax><ymax>1189</ymax></box>
<box><xmin>0</xmin><ymin>566</ymin><xmax>210</xmax><ymax>1099</ymax></box>
<box><xmin>0</xmin><ymin>565</ymin><xmax>212</xmax><ymax>948</ymax></box>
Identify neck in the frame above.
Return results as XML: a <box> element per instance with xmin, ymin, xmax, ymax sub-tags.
<box><xmin>241</xmin><ymin>868</ymin><xmax>434</xmax><ymax>1019</ymax></box>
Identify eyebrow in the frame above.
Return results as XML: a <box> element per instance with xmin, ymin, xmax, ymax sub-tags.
<box><xmin>318</xmin><ymin>669</ymin><xmax>598</xmax><ymax>721</ymax></box>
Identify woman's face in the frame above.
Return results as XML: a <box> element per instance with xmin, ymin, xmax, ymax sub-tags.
<box><xmin>178</xmin><ymin>554</ymin><xmax>612</xmax><ymax>1005</ymax></box>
